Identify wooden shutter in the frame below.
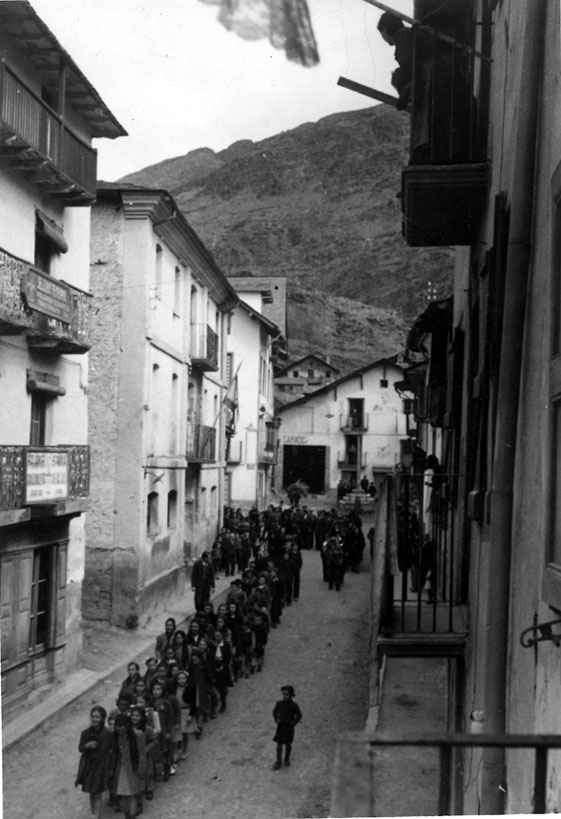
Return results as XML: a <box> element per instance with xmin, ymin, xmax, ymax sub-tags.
<box><xmin>1</xmin><ymin>554</ymin><xmax>16</xmax><ymax>669</ymax></box>
<box><xmin>16</xmin><ymin>552</ymin><xmax>32</xmax><ymax>663</ymax></box>
<box><xmin>53</xmin><ymin>542</ymin><xmax>67</xmax><ymax>647</ymax></box>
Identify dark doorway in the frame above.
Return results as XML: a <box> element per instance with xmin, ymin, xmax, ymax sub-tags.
<box><xmin>283</xmin><ymin>445</ymin><xmax>326</xmax><ymax>493</ymax></box>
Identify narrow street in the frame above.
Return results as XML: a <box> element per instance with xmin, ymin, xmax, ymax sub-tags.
<box><xmin>3</xmin><ymin>541</ymin><xmax>373</xmax><ymax>819</ymax></box>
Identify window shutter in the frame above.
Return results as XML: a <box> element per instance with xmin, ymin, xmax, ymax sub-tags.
<box><xmin>1</xmin><ymin>554</ymin><xmax>17</xmax><ymax>669</ymax></box>
<box><xmin>16</xmin><ymin>552</ymin><xmax>32</xmax><ymax>664</ymax></box>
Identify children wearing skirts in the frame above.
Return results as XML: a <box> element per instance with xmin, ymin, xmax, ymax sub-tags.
<box><xmin>272</xmin><ymin>685</ymin><xmax>302</xmax><ymax>770</ymax></box>
<box><xmin>75</xmin><ymin>705</ymin><xmax>112</xmax><ymax>819</ymax></box>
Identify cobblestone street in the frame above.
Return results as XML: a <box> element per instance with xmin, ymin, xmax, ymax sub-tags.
<box><xmin>3</xmin><ymin>547</ymin><xmax>372</xmax><ymax>819</ymax></box>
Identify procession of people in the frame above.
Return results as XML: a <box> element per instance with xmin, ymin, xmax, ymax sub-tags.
<box><xmin>75</xmin><ymin>499</ymin><xmax>372</xmax><ymax>818</ymax></box>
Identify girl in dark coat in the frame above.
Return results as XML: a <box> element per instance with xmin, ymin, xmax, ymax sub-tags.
<box><xmin>110</xmin><ymin>713</ymin><xmax>146</xmax><ymax>819</ymax></box>
<box><xmin>118</xmin><ymin>662</ymin><xmax>143</xmax><ymax>702</ymax></box>
<box><xmin>185</xmin><ymin>650</ymin><xmax>214</xmax><ymax>738</ymax></box>
<box><xmin>211</xmin><ymin>628</ymin><xmax>234</xmax><ymax>711</ymax></box>
<box><xmin>75</xmin><ymin>705</ymin><xmax>112</xmax><ymax>818</ymax></box>
<box><xmin>171</xmin><ymin>630</ymin><xmax>189</xmax><ymax>669</ymax></box>
<box><xmin>272</xmin><ymin>685</ymin><xmax>302</xmax><ymax>770</ymax></box>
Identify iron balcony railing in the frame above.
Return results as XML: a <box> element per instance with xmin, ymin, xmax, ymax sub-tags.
<box><xmin>0</xmin><ymin>250</ymin><xmax>93</xmax><ymax>353</ymax></box>
<box><xmin>190</xmin><ymin>324</ymin><xmax>219</xmax><ymax>371</ymax></box>
<box><xmin>377</xmin><ymin>472</ymin><xmax>468</xmax><ymax>638</ymax></box>
<box><xmin>0</xmin><ymin>62</ymin><xmax>97</xmax><ymax>200</ymax></box>
<box><xmin>337</xmin><ymin>451</ymin><xmax>366</xmax><ymax>468</ymax></box>
<box><xmin>332</xmin><ymin>731</ymin><xmax>561</xmax><ymax>816</ymax></box>
<box><xmin>258</xmin><ymin>445</ymin><xmax>277</xmax><ymax>465</ymax></box>
<box><xmin>0</xmin><ymin>445</ymin><xmax>90</xmax><ymax>511</ymax></box>
<box><xmin>407</xmin><ymin>20</ymin><xmax>484</xmax><ymax>165</ymax></box>
<box><xmin>186</xmin><ymin>424</ymin><xmax>216</xmax><ymax>462</ymax></box>
<box><xmin>340</xmin><ymin>412</ymin><xmax>369</xmax><ymax>431</ymax></box>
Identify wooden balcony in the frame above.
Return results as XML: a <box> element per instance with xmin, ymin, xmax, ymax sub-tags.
<box><xmin>0</xmin><ymin>249</ymin><xmax>93</xmax><ymax>353</ymax></box>
<box><xmin>0</xmin><ymin>445</ymin><xmax>90</xmax><ymax>525</ymax></box>
<box><xmin>0</xmin><ymin>62</ymin><xmax>97</xmax><ymax>204</ymax></box>
<box><xmin>402</xmin><ymin>163</ymin><xmax>488</xmax><ymax>246</ymax></box>
<box><xmin>186</xmin><ymin>424</ymin><xmax>216</xmax><ymax>463</ymax></box>
<box><xmin>190</xmin><ymin>324</ymin><xmax>219</xmax><ymax>371</ymax></box>
<box><xmin>399</xmin><ymin>17</ymin><xmax>489</xmax><ymax>247</ymax></box>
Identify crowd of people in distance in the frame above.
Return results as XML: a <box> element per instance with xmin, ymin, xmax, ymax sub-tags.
<box><xmin>75</xmin><ymin>502</ymin><xmax>367</xmax><ymax>818</ymax></box>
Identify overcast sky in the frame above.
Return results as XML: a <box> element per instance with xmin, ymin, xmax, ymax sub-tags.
<box><xmin>30</xmin><ymin>0</ymin><xmax>412</xmax><ymax>180</ymax></box>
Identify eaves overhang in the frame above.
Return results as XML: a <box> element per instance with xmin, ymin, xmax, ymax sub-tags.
<box><xmin>0</xmin><ymin>1</ymin><xmax>127</xmax><ymax>139</ymax></box>
<box><xmin>96</xmin><ymin>184</ymin><xmax>239</xmax><ymax>312</ymax></box>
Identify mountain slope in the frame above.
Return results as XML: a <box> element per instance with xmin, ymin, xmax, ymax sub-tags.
<box><xmin>121</xmin><ymin>105</ymin><xmax>453</xmax><ymax>369</ymax></box>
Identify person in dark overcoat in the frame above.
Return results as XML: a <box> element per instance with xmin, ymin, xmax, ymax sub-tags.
<box><xmin>190</xmin><ymin>551</ymin><xmax>215</xmax><ymax>611</ymax></box>
<box><xmin>75</xmin><ymin>705</ymin><xmax>112</xmax><ymax>818</ymax></box>
<box><xmin>272</xmin><ymin>685</ymin><xmax>302</xmax><ymax>770</ymax></box>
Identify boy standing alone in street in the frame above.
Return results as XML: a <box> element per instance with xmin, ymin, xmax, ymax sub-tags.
<box><xmin>272</xmin><ymin>685</ymin><xmax>302</xmax><ymax>770</ymax></box>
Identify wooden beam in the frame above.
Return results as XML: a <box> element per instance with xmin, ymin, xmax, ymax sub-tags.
<box><xmin>337</xmin><ymin>76</ymin><xmax>399</xmax><ymax>108</ymax></box>
<box><xmin>362</xmin><ymin>0</ymin><xmax>490</xmax><ymax>60</ymax></box>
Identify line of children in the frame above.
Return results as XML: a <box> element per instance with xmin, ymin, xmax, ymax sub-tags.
<box><xmin>76</xmin><ymin>529</ymin><xmax>305</xmax><ymax>816</ymax></box>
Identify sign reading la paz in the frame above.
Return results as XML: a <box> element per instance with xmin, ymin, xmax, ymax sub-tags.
<box><xmin>25</xmin><ymin>450</ymin><xmax>69</xmax><ymax>504</ymax></box>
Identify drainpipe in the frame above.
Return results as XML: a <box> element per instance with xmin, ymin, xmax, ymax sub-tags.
<box><xmin>480</xmin><ymin>1</ymin><xmax>546</xmax><ymax>813</ymax></box>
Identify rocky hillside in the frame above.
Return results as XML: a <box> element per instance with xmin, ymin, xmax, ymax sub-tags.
<box><xmin>121</xmin><ymin>105</ymin><xmax>453</xmax><ymax>371</ymax></box>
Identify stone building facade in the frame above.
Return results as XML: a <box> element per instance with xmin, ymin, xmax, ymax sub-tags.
<box><xmin>86</xmin><ymin>185</ymin><xmax>237</xmax><ymax>628</ymax></box>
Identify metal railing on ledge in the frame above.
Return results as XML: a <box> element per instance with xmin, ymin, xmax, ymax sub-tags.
<box><xmin>340</xmin><ymin>413</ymin><xmax>369</xmax><ymax>431</ymax></box>
<box><xmin>0</xmin><ymin>445</ymin><xmax>90</xmax><ymax>511</ymax></box>
<box><xmin>186</xmin><ymin>424</ymin><xmax>216</xmax><ymax>462</ymax></box>
<box><xmin>258</xmin><ymin>447</ymin><xmax>277</xmax><ymax>465</ymax></box>
<box><xmin>0</xmin><ymin>63</ymin><xmax>97</xmax><ymax>200</ymax></box>
<box><xmin>374</xmin><ymin>472</ymin><xmax>468</xmax><ymax>639</ymax></box>
<box><xmin>407</xmin><ymin>21</ymin><xmax>484</xmax><ymax>166</ymax></box>
<box><xmin>337</xmin><ymin>452</ymin><xmax>366</xmax><ymax>468</ymax></box>
<box><xmin>190</xmin><ymin>324</ymin><xmax>219</xmax><ymax>371</ymax></box>
<box><xmin>332</xmin><ymin>731</ymin><xmax>561</xmax><ymax>816</ymax></box>
<box><xmin>0</xmin><ymin>249</ymin><xmax>93</xmax><ymax>351</ymax></box>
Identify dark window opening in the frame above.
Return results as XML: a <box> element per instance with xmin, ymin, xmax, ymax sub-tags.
<box><xmin>147</xmin><ymin>492</ymin><xmax>159</xmax><ymax>536</ymax></box>
<box><xmin>30</xmin><ymin>394</ymin><xmax>48</xmax><ymax>445</ymax></box>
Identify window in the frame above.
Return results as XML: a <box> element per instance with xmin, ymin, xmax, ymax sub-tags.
<box><xmin>167</xmin><ymin>490</ymin><xmax>178</xmax><ymax>529</ymax></box>
<box><xmin>308</xmin><ymin>369</ymin><xmax>314</xmax><ymax>378</ymax></box>
<box><xmin>34</xmin><ymin>211</ymin><xmax>68</xmax><ymax>274</ymax></box>
<box><xmin>30</xmin><ymin>394</ymin><xmax>48</xmax><ymax>445</ymax></box>
<box><xmin>190</xmin><ymin>285</ymin><xmax>198</xmax><ymax>324</ymax></box>
<box><xmin>155</xmin><ymin>244</ymin><xmax>163</xmax><ymax>300</ymax></box>
<box><xmin>173</xmin><ymin>267</ymin><xmax>181</xmax><ymax>316</ymax></box>
<box><xmin>210</xmin><ymin>485</ymin><xmax>218</xmax><ymax>514</ymax></box>
<box><xmin>29</xmin><ymin>546</ymin><xmax>53</xmax><ymax>653</ymax></box>
<box><xmin>170</xmin><ymin>374</ymin><xmax>179</xmax><ymax>452</ymax></box>
<box><xmin>147</xmin><ymin>492</ymin><xmax>159</xmax><ymax>536</ymax></box>
<box><xmin>293</xmin><ymin>371</ymin><xmax>298</xmax><ymax>377</ymax></box>
<box><xmin>348</xmin><ymin>398</ymin><xmax>364</xmax><ymax>428</ymax></box>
